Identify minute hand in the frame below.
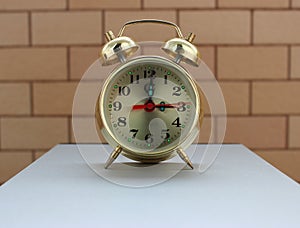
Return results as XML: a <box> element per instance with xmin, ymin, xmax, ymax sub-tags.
<box><xmin>132</xmin><ymin>103</ymin><xmax>188</xmax><ymax>110</ymax></box>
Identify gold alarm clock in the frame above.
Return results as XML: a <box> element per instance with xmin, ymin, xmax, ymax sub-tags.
<box><xmin>95</xmin><ymin>19</ymin><xmax>204</xmax><ymax>169</ymax></box>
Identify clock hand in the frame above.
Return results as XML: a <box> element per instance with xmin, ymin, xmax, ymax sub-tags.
<box><xmin>148</xmin><ymin>75</ymin><xmax>154</xmax><ymax>97</ymax></box>
<box><xmin>132</xmin><ymin>104</ymin><xmax>147</xmax><ymax>110</ymax></box>
<box><xmin>132</xmin><ymin>99</ymin><xmax>156</xmax><ymax>111</ymax></box>
<box><xmin>148</xmin><ymin>85</ymin><xmax>153</xmax><ymax>97</ymax></box>
<box><xmin>156</xmin><ymin>103</ymin><xmax>182</xmax><ymax>108</ymax></box>
<box><xmin>132</xmin><ymin>104</ymin><xmax>178</xmax><ymax>110</ymax></box>
<box><xmin>132</xmin><ymin>103</ymin><xmax>186</xmax><ymax>110</ymax></box>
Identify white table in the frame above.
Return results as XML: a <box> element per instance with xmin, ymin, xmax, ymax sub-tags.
<box><xmin>0</xmin><ymin>144</ymin><xmax>299</xmax><ymax>228</ymax></box>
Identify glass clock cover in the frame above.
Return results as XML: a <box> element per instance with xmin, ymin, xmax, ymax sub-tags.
<box><xmin>72</xmin><ymin>42</ymin><xmax>226</xmax><ymax>187</ymax></box>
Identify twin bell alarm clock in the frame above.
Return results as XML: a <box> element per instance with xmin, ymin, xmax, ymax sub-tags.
<box><xmin>95</xmin><ymin>19</ymin><xmax>204</xmax><ymax>169</ymax></box>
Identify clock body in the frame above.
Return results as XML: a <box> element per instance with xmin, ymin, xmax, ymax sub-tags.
<box><xmin>96</xmin><ymin>56</ymin><xmax>202</xmax><ymax>163</ymax></box>
<box><xmin>73</xmin><ymin>20</ymin><xmax>225</xmax><ymax>172</ymax></box>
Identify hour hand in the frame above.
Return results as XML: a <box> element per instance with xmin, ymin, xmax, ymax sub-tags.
<box><xmin>132</xmin><ymin>103</ymin><xmax>178</xmax><ymax>111</ymax></box>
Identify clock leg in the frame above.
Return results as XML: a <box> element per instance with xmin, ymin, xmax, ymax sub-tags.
<box><xmin>175</xmin><ymin>148</ymin><xmax>194</xmax><ymax>169</ymax></box>
<box><xmin>104</xmin><ymin>146</ymin><xmax>122</xmax><ymax>169</ymax></box>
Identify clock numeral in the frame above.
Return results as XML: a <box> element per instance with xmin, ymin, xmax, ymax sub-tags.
<box><xmin>164</xmin><ymin>75</ymin><xmax>168</xmax><ymax>84</ymax></box>
<box><xmin>130</xmin><ymin>129</ymin><xmax>138</xmax><ymax>138</ymax></box>
<box><xmin>172</xmin><ymin>86</ymin><xmax>181</xmax><ymax>96</ymax></box>
<box><xmin>118</xmin><ymin>86</ymin><xmax>131</xmax><ymax>96</ymax></box>
<box><xmin>145</xmin><ymin>133</ymin><xmax>154</xmax><ymax>144</ymax></box>
<box><xmin>144</xmin><ymin>70</ymin><xmax>156</xmax><ymax>78</ymax></box>
<box><xmin>113</xmin><ymin>101</ymin><xmax>122</xmax><ymax>111</ymax></box>
<box><xmin>177</xmin><ymin>102</ymin><xmax>186</xmax><ymax>112</ymax></box>
<box><xmin>117</xmin><ymin>117</ymin><xmax>127</xmax><ymax>127</ymax></box>
<box><xmin>130</xmin><ymin>75</ymin><xmax>139</xmax><ymax>84</ymax></box>
<box><xmin>171</xmin><ymin>117</ymin><xmax>181</xmax><ymax>128</ymax></box>
<box><xmin>161</xmin><ymin>129</ymin><xmax>170</xmax><ymax>139</ymax></box>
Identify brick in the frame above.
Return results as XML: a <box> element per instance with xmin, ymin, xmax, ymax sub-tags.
<box><xmin>198</xmin><ymin>116</ymin><xmax>214</xmax><ymax>143</ymax></box>
<box><xmin>70</xmin><ymin>47</ymin><xmax>99</xmax><ymax>80</ymax></box>
<box><xmin>199</xmin><ymin>89</ymin><xmax>210</xmax><ymax>116</ymax></box>
<box><xmin>144</xmin><ymin>0</ymin><xmax>214</xmax><ymax>8</ymax></box>
<box><xmin>70</xmin><ymin>0</ymin><xmax>140</xmax><ymax>9</ymax></box>
<box><xmin>255</xmin><ymin>150</ymin><xmax>300</xmax><ymax>182</ymax></box>
<box><xmin>72</xmin><ymin>82</ymin><xmax>101</xmax><ymax>116</ymax></box>
<box><xmin>195</xmin><ymin>82</ymin><xmax>210</xmax><ymax>117</ymax></box>
<box><xmin>0</xmin><ymin>152</ymin><xmax>32</xmax><ymax>183</ymax></box>
<box><xmin>218</xmin><ymin>117</ymin><xmax>286</xmax><ymax>148</ymax></box>
<box><xmin>197</xmin><ymin>81</ymin><xmax>227</xmax><ymax>116</ymax></box>
<box><xmin>199</xmin><ymin>81</ymin><xmax>250</xmax><ymax>115</ymax></box>
<box><xmin>0</xmin><ymin>0</ymin><xmax>65</xmax><ymax>10</ymax></box>
<box><xmin>0</xmin><ymin>83</ymin><xmax>30</xmax><ymax>115</ymax></box>
<box><xmin>218</xmin><ymin>46</ymin><xmax>287</xmax><ymax>80</ymax></box>
<box><xmin>33</xmin><ymin>82</ymin><xmax>78</xmax><ymax>115</ymax></box>
<box><xmin>199</xmin><ymin>46</ymin><xmax>215</xmax><ymax>74</ymax></box>
<box><xmin>34</xmin><ymin>150</ymin><xmax>47</xmax><ymax>160</ymax></box>
<box><xmin>254</xmin><ymin>11</ymin><xmax>300</xmax><ymax>44</ymax></box>
<box><xmin>71</xmin><ymin>117</ymin><xmax>106</xmax><ymax>143</ymax></box>
<box><xmin>292</xmin><ymin>0</ymin><xmax>300</xmax><ymax>7</ymax></box>
<box><xmin>253</xmin><ymin>82</ymin><xmax>300</xmax><ymax>114</ymax></box>
<box><xmin>32</xmin><ymin>12</ymin><xmax>102</xmax><ymax>45</ymax></box>
<box><xmin>0</xmin><ymin>13</ymin><xmax>28</xmax><ymax>46</ymax></box>
<box><xmin>0</xmin><ymin>48</ymin><xmax>67</xmax><ymax>81</ymax></box>
<box><xmin>219</xmin><ymin>0</ymin><xmax>289</xmax><ymax>8</ymax></box>
<box><xmin>1</xmin><ymin>117</ymin><xmax>68</xmax><ymax>149</ymax></box>
<box><xmin>291</xmin><ymin>46</ymin><xmax>300</xmax><ymax>79</ymax></box>
<box><xmin>219</xmin><ymin>82</ymin><xmax>249</xmax><ymax>115</ymax></box>
<box><xmin>289</xmin><ymin>116</ymin><xmax>300</xmax><ymax>148</ymax></box>
<box><xmin>180</xmin><ymin>11</ymin><xmax>250</xmax><ymax>44</ymax></box>
<box><xmin>105</xmin><ymin>11</ymin><xmax>176</xmax><ymax>41</ymax></box>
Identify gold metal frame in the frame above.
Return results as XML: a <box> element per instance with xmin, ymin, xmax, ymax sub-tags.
<box><xmin>96</xmin><ymin>19</ymin><xmax>204</xmax><ymax>168</ymax></box>
<box><xmin>95</xmin><ymin>56</ymin><xmax>204</xmax><ymax>164</ymax></box>
<box><xmin>117</xmin><ymin>19</ymin><xmax>185</xmax><ymax>38</ymax></box>
<box><xmin>101</xmin><ymin>19</ymin><xmax>200</xmax><ymax>67</ymax></box>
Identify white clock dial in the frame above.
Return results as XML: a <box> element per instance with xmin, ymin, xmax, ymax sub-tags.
<box><xmin>99</xmin><ymin>56</ymin><xmax>199</xmax><ymax>156</ymax></box>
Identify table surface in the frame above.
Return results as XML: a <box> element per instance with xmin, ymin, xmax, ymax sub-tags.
<box><xmin>0</xmin><ymin>144</ymin><xmax>299</xmax><ymax>228</ymax></box>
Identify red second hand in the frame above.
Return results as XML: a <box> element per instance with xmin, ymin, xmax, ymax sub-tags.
<box><xmin>132</xmin><ymin>104</ymin><xmax>147</xmax><ymax>110</ymax></box>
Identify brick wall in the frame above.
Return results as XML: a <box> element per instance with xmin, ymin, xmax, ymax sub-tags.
<box><xmin>0</xmin><ymin>0</ymin><xmax>300</xmax><ymax>183</ymax></box>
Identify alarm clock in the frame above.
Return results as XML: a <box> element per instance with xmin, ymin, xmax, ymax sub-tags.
<box><xmin>95</xmin><ymin>19</ymin><xmax>204</xmax><ymax>169</ymax></box>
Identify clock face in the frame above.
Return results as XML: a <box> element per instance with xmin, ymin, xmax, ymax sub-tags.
<box><xmin>99</xmin><ymin>56</ymin><xmax>199</xmax><ymax>155</ymax></box>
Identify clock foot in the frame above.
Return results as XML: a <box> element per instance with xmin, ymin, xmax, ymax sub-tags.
<box><xmin>104</xmin><ymin>146</ymin><xmax>122</xmax><ymax>169</ymax></box>
<box><xmin>176</xmin><ymin>148</ymin><xmax>194</xmax><ymax>169</ymax></box>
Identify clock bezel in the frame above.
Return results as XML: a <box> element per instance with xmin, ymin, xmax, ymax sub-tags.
<box><xmin>97</xmin><ymin>56</ymin><xmax>202</xmax><ymax>162</ymax></box>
